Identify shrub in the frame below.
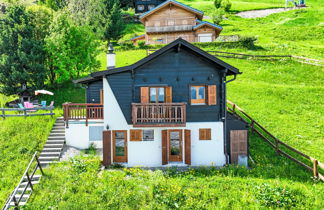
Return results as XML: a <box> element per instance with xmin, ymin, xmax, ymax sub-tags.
<box><xmin>211</xmin><ymin>8</ymin><xmax>225</xmax><ymax>25</ymax></box>
<box><xmin>118</xmin><ymin>40</ymin><xmax>135</xmax><ymax>50</ymax></box>
<box><xmin>221</xmin><ymin>0</ymin><xmax>232</xmax><ymax>12</ymax></box>
<box><xmin>137</xmin><ymin>40</ymin><xmax>147</xmax><ymax>49</ymax></box>
<box><xmin>239</xmin><ymin>36</ymin><xmax>258</xmax><ymax>48</ymax></box>
<box><xmin>214</xmin><ymin>0</ymin><xmax>222</xmax><ymax>9</ymax></box>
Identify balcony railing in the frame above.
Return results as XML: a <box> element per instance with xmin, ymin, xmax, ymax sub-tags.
<box><xmin>146</xmin><ymin>17</ymin><xmax>196</xmax><ymax>33</ymax></box>
<box><xmin>63</xmin><ymin>103</ymin><xmax>103</xmax><ymax>127</ymax></box>
<box><xmin>132</xmin><ymin>103</ymin><xmax>186</xmax><ymax>127</ymax></box>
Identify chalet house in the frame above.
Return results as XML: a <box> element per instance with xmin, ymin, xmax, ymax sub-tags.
<box><xmin>131</xmin><ymin>0</ymin><xmax>223</xmax><ymax>45</ymax></box>
<box><xmin>64</xmin><ymin>38</ymin><xmax>248</xmax><ymax>167</ymax></box>
<box><xmin>134</xmin><ymin>0</ymin><xmax>166</xmax><ymax>14</ymax></box>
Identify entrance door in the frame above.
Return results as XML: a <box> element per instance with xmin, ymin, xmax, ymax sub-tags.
<box><xmin>113</xmin><ymin>130</ymin><xmax>127</xmax><ymax>162</ymax></box>
<box><xmin>168</xmin><ymin>130</ymin><xmax>183</xmax><ymax>162</ymax></box>
<box><xmin>198</xmin><ymin>33</ymin><xmax>213</xmax><ymax>42</ymax></box>
<box><xmin>230</xmin><ymin>130</ymin><xmax>248</xmax><ymax>164</ymax></box>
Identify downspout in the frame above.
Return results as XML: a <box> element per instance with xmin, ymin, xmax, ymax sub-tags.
<box><xmin>223</xmin><ymin>71</ymin><xmax>237</xmax><ymax>164</ymax></box>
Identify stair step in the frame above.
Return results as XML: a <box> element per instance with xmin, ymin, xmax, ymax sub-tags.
<box><xmin>40</xmin><ymin>152</ymin><xmax>61</xmax><ymax>157</ymax></box>
<box><xmin>39</xmin><ymin>156</ymin><xmax>59</xmax><ymax>161</ymax></box>
<box><xmin>9</xmin><ymin>201</ymin><xmax>27</xmax><ymax>207</ymax></box>
<box><xmin>46</xmin><ymin>140</ymin><xmax>65</xmax><ymax>144</ymax></box>
<box><xmin>39</xmin><ymin>161</ymin><xmax>55</xmax><ymax>166</ymax></box>
<box><xmin>20</xmin><ymin>181</ymin><xmax>39</xmax><ymax>186</ymax></box>
<box><xmin>50</xmin><ymin>132</ymin><xmax>65</xmax><ymax>135</ymax></box>
<box><xmin>16</xmin><ymin>187</ymin><xmax>32</xmax><ymax>193</ymax></box>
<box><xmin>44</xmin><ymin>144</ymin><xmax>64</xmax><ymax>148</ymax></box>
<box><xmin>42</xmin><ymin>147</ymin><xmax>62</xmax><ymax>152</ymax></box>
<box><xmin>48</xmin><ymin>136</ymin><xmax>65</xmax><ymax>139</ymax></box>
<box><xmin>23</xmin><ymin>175</ymin><xmax>41</xmax><ymax>181</ymax></box>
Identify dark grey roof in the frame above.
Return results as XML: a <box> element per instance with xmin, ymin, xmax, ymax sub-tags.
<box><xmin>75</xmin><ymin>38</ymin><xmax>241</xmax><ymax>84</ymax></box>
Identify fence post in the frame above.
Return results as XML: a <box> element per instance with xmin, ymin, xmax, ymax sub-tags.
<box><xmin>1</xmin><ymin>109</ymin><xmax>5</xmax><ymax>119</ymax></box>
<box><xmin>26</xmin><ymin>172</ymin><xmax>33</xmax><ymax>191</ymax></box>
<box><xmin>313</xmin><ymin>159</ymin><xmax>318</xmax><ymax>178</ymax></box>
<box><xmin>36</xmin><ymin>155</ymin><xmax>44</xmax><ymax>176</ymax></box>
<box><xmin>250</xmin><ymin>120</ymin><xmax>255</xmax><ymax>133</ymax></box>
<box><xmin>275</xmin><ymin>138</ymin><xmax>279</xmax><ymax>154</ymax></box>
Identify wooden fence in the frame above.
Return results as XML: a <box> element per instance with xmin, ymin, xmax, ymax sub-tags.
<box><xmin>3</xmin><ymin>152</ymin><xmax>44</xmax><ymax>210</ymax></box>
<box><xmin>227</xmin><ymin>100</ymin><xmax>324</xmax><ymax>181</ymax></box>
<box><xmin>0</xmin><ymin>107</ymin><xmax>54</xmax><ymax>119</ymax></box>
<box><xmin>146</xmin><ymin>49</ymin><xmax>324</xmax><ymax>66</ymax></box>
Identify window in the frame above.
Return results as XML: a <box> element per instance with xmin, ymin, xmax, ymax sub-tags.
<box><xmin>191</xmin><ymin>85</ymin><xmax>206</xmax><ymax>104</ymax></box>
<box><xmin>143</xmin><ymin>130</ymin><xmax>154</xmax><ymax>141</ymax></box>
<box><xmin>148</xmin><ymin>5</ymin><xmax>155</xmax><ymax>10</ymax></box>
<box><xmin>137</xmin><ymin>5</ymin><xmax>144</xmax><ymax>11</ymax></box>
<box><xmin>89</xmin><ymin>126</ymin><xmax>104</xmax><ymax>141</ymax></box>
<box><xmin>199</xmin><ymin>128</ymin><xmax>211</xmax><ymax>140</ymax></box>
<box><xmin>150</xmin><ymin>87</ymin><xmax>165</xmax><ymax>103</ymax></box>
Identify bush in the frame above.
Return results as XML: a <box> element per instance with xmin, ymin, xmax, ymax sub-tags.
<box><xmin>137</xmin><ymin>40</ymin><xmax>147</xmax><ymax>49</ymax></box>
<box><xmin>221</xmin><ymin>0</ymin><xmax>232</xmax><ymax>12</ymax></box>
<box><xmin>211</xmin><ymin>8</ymin><xmax>225</xmax><ymax>25</ymax></box>
<box><xmin>214</xmin><ymin>0</ymin><xmax>222</xmax><ymax>9</ymax></box>
<box><xmin>118</xmin><ymin>40</ymin><xmax>135</xmax><ymax>50</ymax></box>
<box><xmin>239</xmin><ymin>36</ymin><xmax>257</xmax><ymax>48</ymax></box>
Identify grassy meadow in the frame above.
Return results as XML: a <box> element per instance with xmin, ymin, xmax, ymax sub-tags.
<box><xmin>0</xmin><ymin>116</ymin><xmax>56</xmax><ymax>206</ymax></box>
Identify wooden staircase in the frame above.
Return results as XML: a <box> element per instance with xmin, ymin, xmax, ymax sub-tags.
<box><xmin>39</xmin><ymin>117</ymin><xmax>65</xmax><ymax>166</ymax></box>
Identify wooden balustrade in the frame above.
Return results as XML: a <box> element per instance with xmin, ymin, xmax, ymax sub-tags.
<box><xmin>132</xmin><ymin>103</ymin><xmax>186</xmax><ymax>127</ymax></box>
<box><xmin>63</xmin><ymin>103</ymin><xmax>103</xmax><ymax>127</ymax></box>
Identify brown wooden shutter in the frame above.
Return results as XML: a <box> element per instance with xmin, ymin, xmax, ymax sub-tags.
<box><xmin>140</xmin><ymin>87</ymin><xmax>149</xmax><ymax>103</ymax></box>
<box><xmin>207</xmin><ymin>85</ymin><xmax>217</xmax><ymax>105</ymax></box>
<box><xmin>162</xmin><ymin>130</ymin><xmax>168</xmax><ymax>165</ymax></box>
<box><xmin>184</xmin><ymin>130</ymin><xmax>191</xmax><ymax>165</ymax></box>
<box><xmin>165</xmin><ymin>86</ymin><xmax>172</xmax><ymax>103</ymax></box>
<box><xmin>130</xmin><ymin>129</ymin><xmax>142</xmax><ymax>141</ymax></box>
<box><xmin>230</xmin><ymin>130</ymin><xmax>248</xmax><ymax>164</ymax></box>
<box><xmin>100</xmin><ymin>89</ymin><xmax>104</xmax><ymax>104</ymax></box>
<box><xmin>199</xmin><ymin>128</ymin><xmax>211</xmax><ymax>140</ymax></box>
<box><xmin>102</xmin><ymin>130</ymin><xmax>112</xmax><ymax>166</ymax></box>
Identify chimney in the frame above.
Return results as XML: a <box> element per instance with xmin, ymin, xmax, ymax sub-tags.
<box><xmin>107</xmin><ymin>43</ymin><xmax>116</xmax><ymax>70</ymax></box>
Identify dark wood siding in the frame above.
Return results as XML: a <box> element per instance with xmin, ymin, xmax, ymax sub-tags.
<box><xmin>107</xmin><ymin>72</ymin><xmax>133</xmax><ymax>123</ymax></box>
<box><xmin>86</xmin><ymin>80</ymin><xmax>103</xmax><ymax>104</ymax></box>
<box><xmin>135</xmin><ymin>0</ymin><xmax>166</xmax><ymax>13</ymax></box>
<box><xmin>107</xmin><ymin>48</ymin><xmax>224</xmax><ymax>124</ymax></box>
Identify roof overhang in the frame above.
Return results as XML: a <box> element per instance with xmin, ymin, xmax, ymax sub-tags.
<box><xmin>140</xmin><ymin>0</ymin><xmax>204</xmax><ymax>23</ymax></box>
<box><xmin>194</xmin><ymin>20</ymin><xmax>223</xmax><ymax>31</ymax></box>
<box><xmin>75</xmin><ymin>38</ymin><xmax>241</xmax><ymax>84</ymax></box>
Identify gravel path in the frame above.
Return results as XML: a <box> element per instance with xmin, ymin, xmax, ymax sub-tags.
<box><xmin>236</xmin><ymin>7</ymin><xmax>297</xmax><ymax>18</ymax></box>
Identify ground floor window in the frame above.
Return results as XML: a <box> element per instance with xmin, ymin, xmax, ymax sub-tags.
<box><xmin>143</xmin><ymin>130</ymin><xmax>154</xmax><ymax>141</ymax></box>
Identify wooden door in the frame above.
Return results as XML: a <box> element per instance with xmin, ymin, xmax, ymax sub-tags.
<box><xmin>112</xmin><ymin>130</ymin><xmax>128</xmax><ymax>162</ymax></box>
<box><xmin>184</xmin><ymin>129</ymin><xmax>191</xmax><ymax>165</ymax></box>
<box><xmin>230</xmin><ymin>130</ymin><xmax>248</xmax><ymax>164</ymax></box>
<box><xmin>103</xmin><ymin>130</ymin><xmax>112</xmax><ymax>166</ymax></box>
<box><xmin>162</xmin><ymin>130</ymin><xmax>168</xmax><ymax>165</ymax></box>
<box><xmin>168</xmin><ymin>130</ymin><xmax>183</xmax><ymax>162</ymax></box>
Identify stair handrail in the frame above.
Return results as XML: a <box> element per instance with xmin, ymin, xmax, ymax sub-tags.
<box><xmin>226</xmin><ymin>100</ymin><xmax>324</xmax><ymax>181</ymax></box>
<box><xmin>2</xmin><ymin>151</ymin><xmax>44</xmax><ymax>210</ymax></box>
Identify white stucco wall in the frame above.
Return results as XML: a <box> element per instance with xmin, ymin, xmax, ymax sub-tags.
<box><xmin>65</xmin><ymin>121</ymin><xmax>104</xmax><ymax>149</ymax></box>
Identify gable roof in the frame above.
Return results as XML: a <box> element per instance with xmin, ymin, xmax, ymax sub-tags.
<box><xmin>139</xmin><ymin>0</ymin><xmax>204</xmax><ymax>22</ymax></box>
<box><xmin>75</xmin><ymin>38</ymin><xmax>241</xmax><ymax>84</ymax></box>
<box><xmin>194</xmin><ymin>20</ymin><xmax>223</xmax><ymax>31</ymax></box>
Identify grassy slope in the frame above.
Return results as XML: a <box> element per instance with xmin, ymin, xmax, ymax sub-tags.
<box><xmin>0</xmin><ymin>116</ymin><xmax>56</xmax><ymax>206</ymax></box>
<box><xmin>26</xmin><ymin>132</ymin><xmax>323</xmax><ymax>209</ymax></box>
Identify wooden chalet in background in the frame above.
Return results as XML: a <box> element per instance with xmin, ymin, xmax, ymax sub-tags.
<box><xmin>131</xmin><ymin>0</ymin><xmax>223</xmax><ymax>45</ymax></box>
<box><xmin>64</xmin><ymin>38</ymin><xmax>249</xmax><ymax>167</ymax></box>
<box><xmin>134</xmin><ymin>0</ymin><xmax>167</xmax><ymax>14</ymax></box>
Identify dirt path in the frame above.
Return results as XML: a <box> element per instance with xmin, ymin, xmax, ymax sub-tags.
<box><xmin>236</xmin><ymin>8</ymin><xmax>297</xmax><ymax>18</ymax></box>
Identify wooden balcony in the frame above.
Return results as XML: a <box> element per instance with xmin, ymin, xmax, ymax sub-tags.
<box><xmin>132</xmin><ymin>103</ymin><xmax>186</xmax><ymax>127</ymax></box>
<box><xmin>63</xmin><ymin>103</ymin><xmax>103</xmax><ymax>127</ymax></box>
<box><xmin>146</xmin><ymin>17</ymin><xmax>196</xmax><ymax>33</ymax></box>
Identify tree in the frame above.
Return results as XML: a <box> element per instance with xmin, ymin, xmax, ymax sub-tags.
<box><xmin>45</xmin><ymin>12</ymin><xmax>100</xmax><ymax>82</ymax></box>
<box><xmin>40</xmin><ymin>0</ymin><xmax>67</xmax><ymax>11</ymax></box>
<box><xmin>102</xmin><ymin>0</ymin><xmax>125</xmax><ymax>46</ymax></box>
<box><xmin>0</xmin><ymin>5</ymin><xmax>47</xmax><ymax>96</ymax></box>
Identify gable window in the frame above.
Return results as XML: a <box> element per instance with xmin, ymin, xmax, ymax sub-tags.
<box><xmin>137</xmin><ymin>5</ymin><xmax>144</xmax><ymax>11</ymax></box>
<box><xmin>143</xmin><ymin>130</ymin><xmax>154</xmax><ymax>141</ymax></box>
<box><xmin>150</xmin><ymin>87</ymin><xmax>165</xmax><ymax>103</ymax></box>
<box><xmin>191</xmin><ymin>85</ymin><xmax>206</xmax><ymax>104</ymax></box>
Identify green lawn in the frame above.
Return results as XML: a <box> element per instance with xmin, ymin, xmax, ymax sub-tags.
<box><xmin>26</xmin><ymin>132</ymin><xmax>323</xmax><ymax>209</ymax></box>
<box><xmin>0</xmin><ymin>116</ymin><xmax>56</xmax><ymax>206</ymax></box>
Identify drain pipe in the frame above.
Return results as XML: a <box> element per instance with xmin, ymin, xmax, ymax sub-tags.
<box><xmin>223</xmin><ymin>71</ymin><xmax>237</xmax><ymax>164</ymax></box>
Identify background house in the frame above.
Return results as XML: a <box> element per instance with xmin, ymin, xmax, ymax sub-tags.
<box><xmin>132</xmin><ymin>0</ymin><xmax>223</xmax><ymax>45</ymax></box>
<box><xmin>134</xmin><ymin>0</ymin><xmax>167</xmax><ymax>14</ymax></box>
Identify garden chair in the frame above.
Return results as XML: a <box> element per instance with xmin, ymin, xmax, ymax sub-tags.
<box><xmin>49</xmin><ymin>101</ymin><xmax>54</xmax><ymax>107</ymax></box>
<box><xmin>41</xmin><ymin>101</ymin><xmax>47</xmax><ymax>107</ymax></box>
